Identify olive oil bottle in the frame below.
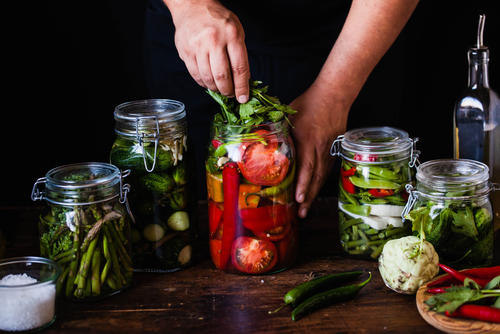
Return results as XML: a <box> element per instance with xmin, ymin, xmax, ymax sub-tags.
<box><xmin>453</xmin><ymin>14</ymin><xmax>500</xmax><ymax>236</ymax></box>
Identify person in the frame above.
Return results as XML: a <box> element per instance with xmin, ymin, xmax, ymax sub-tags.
<box><xmin>144</xmin><ymin>0</ymin><xmax>419</xmax><ymax>218</ymax></box>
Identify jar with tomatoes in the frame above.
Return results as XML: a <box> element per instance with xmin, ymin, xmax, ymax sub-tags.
<box><xmin>330</xmin><ymin>127</ymin><xmax>419</xmax><ymax>259</ymax></box>
<box><xmin>206</xmin><ymin>120</ymin><xmax>297</xmax><ymax>274</ymax></box>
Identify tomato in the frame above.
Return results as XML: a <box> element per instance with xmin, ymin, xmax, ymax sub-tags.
<box><xmin>241</xmin><ymin>204</ymin><xmax>292</xmax><ymax>233</ymax></box>
<box><xmin>238</xmin><ymin>184</ymin><xmax>261</xmax><ymax>209</ymax></box>
<box><xmin>208</xmin><ymin>201</ymin><xmax>224</xmax><ymax>235</ymax></box>
<box><xmin>238</xmin><ymin>131</ymin><xmax>289</xmax><ymax>186</ymax></box>
<box><xmin>277</xmin><ymin>227</ymin><xmax>296</xmax><ymax>265</ymax></box>
<box><xmin>255</xmin><ymin>222</ymin><xmax>291</xmax><ymax>242</ymax></box>
<box><xmin>231</xmin><ymin>236</ymin><xmax>278</xmax><ymax>274</ymax></box>
<box><xmin>368</xmin><ymin>189</ymin><xmax>395</xmax><ymax>197</ymax></box>
<box><xmin>340</xmin><ymin>166</ymin><xmax>356</xmax><ymax>177</ymax></box>
<box><xmin>354</xmin><ymin>153</ymin><xmax>377</xmax><ymax>162</ymax></box>
<box><xmin>342</xmin><ymin>176</ymin><xmax>356</xmax><ymax>194</ymax></box>
<box><xmin>210</xmin><ymin>239</ymin><xmax>222</xmax><ymax>269</ymax></box>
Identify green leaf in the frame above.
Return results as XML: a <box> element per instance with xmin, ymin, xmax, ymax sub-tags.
<box><xmin>485</xmin><ymin>275</ymin><xmax>500</xmax><ymax>290</ymax></box>
<box><xmin>239</xmin><ymin>103</ymin><xmax>256</xmax><ymax>119</ymax></box>
<box><xmin>268</xmin><ymin>110</ymin><xmax>284</xmax><ymax>122</ymax></box>
<box><xmin>424</xmin><ymin>286</ymin><xmax>481</xmax><ymax>313</ymax></box>
<box><xmin>451</xmin><ymin>207</ymin><xmax>479</xmax><ymax>240</ymax></box>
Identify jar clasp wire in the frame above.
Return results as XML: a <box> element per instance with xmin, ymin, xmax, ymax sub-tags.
<box><xmin>330</xmin><ymin>135</ymin><xmax>344</xmax><ymax>157</ymax></box>
<box><xmin>31</xmin><ymin>177</ymin><xmax>47</xmax><ymax>201</ymax></box>
<box><xmin>135</xmin><ymin>116</ymin><xmax>160</xmax><ymax>173</ymax></box>
<box><xmin>409</xmin><ymin>137</ymin><xmax>420</xmax><ymax>168</ymax></box>
<box><xmin>401</xmin><ymin>184</ymin><xmax>418</xmax><ymax>219</ymax></box>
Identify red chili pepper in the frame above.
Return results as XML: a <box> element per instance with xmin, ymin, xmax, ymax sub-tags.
<box><xmin>439</xmin><ymin>263</ymin><xmax>491</xmax><ymax>288</ymax></box>
<box><xmin>445</xmin><ymin>305</ymin><xmax>500</xmax><ymax>323</ymax></box>
<box><xmin>241</xmin><ymin>204</ymin><xmax>292</xmax><ymax>233</ymax></box>
<box><xmin>426</xmin><ymin>286</ymin><xmax>451</xmax><ymax>294</ymax></box>
<box><xmin>221</xmin><ymin>162</ymin><xmax>240</xmax><ymax>270</ymax></box>
<box><xmin>428</xmin><ymin>266</ymin><xmax>500</xmax><ymax>287</ymax></box>
<box><xmin>368</xmin><ymin>189</ymin><xmax>395</xmax><ymax>197</ymax></box>
<box><xmin>208</xmin><ymin>201</ymin><xmax>223</xmax><ymax>235</ymax></box>
<box><xmin>212</xmin><ymin>139</ymin><xmax>222</xmax><ymax>149</ymax></box>
<box><xmin>342</xmin><ymin>177</ymin><xmax>356</xmax><ymax>194</ymax></box>
<box><xmin>340</xmin><ymin>167</ymin><xmax>356</xmax><ymax>177</ymax></box>
<box><xmin>354</xmin><ymin>153</ymin><xmax>377</xmax><ymax>162</ymax></box>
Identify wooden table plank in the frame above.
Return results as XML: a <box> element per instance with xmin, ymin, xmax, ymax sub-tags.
<box><xmin>0</xmin><ymin>198</ymin><xmax>444</xmax><ymax>333</ymax></box>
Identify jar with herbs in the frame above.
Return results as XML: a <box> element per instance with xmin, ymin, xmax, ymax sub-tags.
<box><xmin>330</xmin><ymin>127</ymin><xmax>419</xmax><ymax>259</ymax></box>
<box><xmin>31</xmin><ymin>162</ymin><xmax>133</xmax><ymax>301</ymax></box>
<box><xmin>205</xmin><ymin>82</ymin><xmax>298</xmax><ymax>274</ymax></box>
<box><xmin>110</xmin><ymin>99</ymin><xmax>194</xmax><ymax>272</ymax></box>
<box><xmin>403</xmin><ymin>159</ymin><xmax>496</xmax><ymax>268</ymax></box>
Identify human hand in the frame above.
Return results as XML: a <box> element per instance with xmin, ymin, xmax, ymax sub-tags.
<box><xmin>290</xmin><ymin>85</ymin><xmax>349</xmax><ymax>218</ymax></box>
<box><xmin>166</xmin><ymin>0</ymin><xmax>250</xmax><ymax>103</ymax></box>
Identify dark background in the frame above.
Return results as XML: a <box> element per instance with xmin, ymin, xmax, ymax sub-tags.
<box><xmin>3</xmin><ymin>1</ymin><xmax>499</xmax><ymax>206</ymax></box>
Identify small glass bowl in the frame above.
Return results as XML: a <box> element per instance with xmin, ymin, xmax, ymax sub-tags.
<box><xmin>0</xmin><ymin>256</ymin><xmax>61</xmax><ymax>332</ymax></box>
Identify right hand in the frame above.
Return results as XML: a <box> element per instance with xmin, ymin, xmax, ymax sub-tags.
<box><xmin>166</xmin><ymin>0</ymin><xmax>250</xmax><ymax>103</ymax></box>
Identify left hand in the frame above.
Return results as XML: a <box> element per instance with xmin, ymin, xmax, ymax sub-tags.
<box><xmin>290</xmin><ymin>84</ymin><xmax>349</xmax><ymax>218</ymax></box>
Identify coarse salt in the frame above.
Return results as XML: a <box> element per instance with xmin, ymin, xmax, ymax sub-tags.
<box><xmin>0</xmin><ymin>273</ymin><xmax>56</xmax><ymax>331</ymax></box>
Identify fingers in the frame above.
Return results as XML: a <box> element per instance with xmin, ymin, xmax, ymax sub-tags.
<box><xmin>295</xmin><ymin>144</ymin><xmax>332</xmax><ymax>218</ymax></box>
<box><xmin>227</xmin><ymin>42</ymin><xmax>250</xmax><ymax>103</ymax></box>
<box><xmin>209</xmin><ymin>48</ymin><xmax>234</xmax><ymax>96</ymax></box>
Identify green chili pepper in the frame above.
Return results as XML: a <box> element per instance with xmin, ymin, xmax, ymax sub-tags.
<box><xmin>291</xmin><ymin>272</ymin><xmax>372</xmax><ymax>321</ymax></box>
<box><xmin>245</xmin><ymin>162</ymin><xmax>295</xmax><ymax>204</ymax></box>
<box><xmin>349</xmin><ymin>176</ymin><xmax>400</xmax><ymax>190</ymax></box>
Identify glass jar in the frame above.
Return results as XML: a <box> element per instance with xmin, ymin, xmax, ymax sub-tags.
<box><xmin>31</xmin><ymin>162</ymin><xmax>133</xmax><ymax>301</ymax></box>
<box><xmin>206</xmin><ymin>120</ymin><xmax>297</xmax><ymax>274</ymax></box>
<box><xmin>110</xmin><ymin>99</ymin><xmax>194</xmax><ymax>272</ymax></box>
<box><xmin>330</xmin><ymin>127</ymin><xmax>419</xmax><ymax>259</ymax></box>
<box><xmin>403</xmin><ymin>159</ymin><xmax>496</xmax><ymax>267</ymax></box>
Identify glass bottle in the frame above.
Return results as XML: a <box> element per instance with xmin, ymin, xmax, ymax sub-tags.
<box><xmin>31</xmin><ymin>162</ymin><xmax>133</xmax><ymax>300</ymax></box>
<box><xmin>330</xmin><ymin>127</ymin><xmax>419</xmax><ymax>259</ymax></box>
<box><xmin>453</xmin><ymin>14</ymin><xmax>500</xmax><ymax>237</ymax></box>
<box><xmin>110</xmin><ymin>99</ymin><xmax>194</xmax><ymax>272</ymax></box>
<box><xmin>206</xmin><ymin>120</ymin><xmax>297</xmax><ymax>274</ymax></box>
<box><xmin>403</xmin><ymin>159</ymin><xmax>496</xmax><ymax>268</ymax></box>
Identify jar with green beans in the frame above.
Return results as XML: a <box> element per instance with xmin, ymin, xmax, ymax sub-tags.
<box><xmin>31</xmin><ymin>162</ymin><xmax>133</xmax><ymax>301</ymax></box>
<box><xmin>110</xmin><ymin>99</ymin><xmax>194</xmax><ymax>272</ymax></box>
<box><xmin>330</xmin><ymin>127</ymin><xmax>419</xmax><ymax>259</ymax></box>
<box><xmin>403</xmin><ymin>159</ymin><xmax>496</xmax><ymax>268</ymax></box>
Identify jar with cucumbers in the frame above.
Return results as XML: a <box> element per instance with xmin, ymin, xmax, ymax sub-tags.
<box><xmin>110</xmin><ymin>99</ymin><xmax>194</xmax><ymax>272</ymax></box>
<box><xmin>31</xmin><ymin>162</ymin><xmax>133</xmax><ymax>300</ymax></box>
<box><xmin>403</xmin><ymin>159</ymin><xmax>497</xmax><ymax>268</ymax></box>
<box><xmin>206</xmin><ymin>81</ymin><xmax>298</xmax><ymax>274</ymax></box>
<box><xmin>330</xmin><ymin>127</ymin><xmax>419</xmax><ymax>259</ymax></box>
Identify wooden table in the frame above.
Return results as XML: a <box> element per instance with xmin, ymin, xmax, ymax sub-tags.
<box><xmin>1</xmin><ymin>198</ymin><xmax>475</xmax><ymax>333</ymax></box>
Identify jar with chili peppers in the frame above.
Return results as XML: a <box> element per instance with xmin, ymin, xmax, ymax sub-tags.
<box><xmin>206</xmin><ymin>120</ymin><xmax>297</xmax><ymax>274</ymax></box>
<box><xmin>403</xmin><ymin>159</ymin><xmax>498</xmax><ymax>268</ymax></box>
<box><xmin>330</xmin><ymin>127</ymin><xmax>419</xmax><ymax>259</ymax></box>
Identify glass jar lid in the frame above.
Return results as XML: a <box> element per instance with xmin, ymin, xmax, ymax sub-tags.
<box><xmin>416</xmin><ymin>159</ymin><xmax>490</xmax><ymax>195</ymax></box>
<box><xmin>32</xmin><ymin>162</ymin><xmax>129</xmax><ymax>205</ymax></box>
<box><xmin>114</xmin><ymin>99</ymin><xmax>186</xmax><ymax>138</ymax></box>
<box><xmin>342</xmin><ymin>127</ymin><xmax>412</xmax><ymax>155</ymax></box>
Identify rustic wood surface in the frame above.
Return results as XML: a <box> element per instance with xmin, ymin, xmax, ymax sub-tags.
<box><xmin>416</xmin><ymin>274</ymin><xmax>500</xmax><ymax>334</ymax></box>
<box><xmin>0</xmin><ymin>197</ymin><xmax>473</xmax><ymax>334</ymax></box>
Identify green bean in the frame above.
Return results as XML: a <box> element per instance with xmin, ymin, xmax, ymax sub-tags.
<box><xmin>349</xmin><ymin>176</ymin><xmax>400</xmax><ymax>190</ymax></box>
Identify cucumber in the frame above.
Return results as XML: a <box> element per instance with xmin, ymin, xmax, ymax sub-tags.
<box><xmin>143</xmin><ymin>224</ymin><xmax>165</xmax><ymax>242</ymax></box>
<box><xmin>167</xmin><ymin>211</ymin><xmax>190</xmax><ymax>231</ymax></box>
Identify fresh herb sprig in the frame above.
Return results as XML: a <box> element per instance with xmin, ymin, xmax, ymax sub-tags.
<box><xmin>425</xmin><ymin>276</ymin><xmax>500</xmax><ymax>314</ymax></box>
<box><xmin>207</xmin><ymin>80</ymin><xmax>297</xmax><ymax>126</ymax></box>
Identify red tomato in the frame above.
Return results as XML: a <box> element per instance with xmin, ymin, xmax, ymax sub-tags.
<box><xmin>277</xmin><ymin>227</ymin><xmax>296</xmax><ymax>265</ymax></box>
<box><xmin>231</xmin><ymin>236</ymin><xmax>278</xmax><ymax>274</ymax></box>
<box><xmin>354</xmin><ymin>153</ymin><xmax>377</xmax><ymax>162</ymax></box>
<box><xmin>208</xmin><ymin>201</ymin><xmax>223</xmax><ymax>235</ymax></box>
<box><xmin>210</xmin><ymin>239</ymin><xmax>222</xmax><ymax>269</ymax></box>
<box><xmin>255</xmin><ymin>222</ymin><xmax>291</xmax><ymax>242</ymax></box>
<box><xmin>238</xmin><ymin>131</ymin><xmax>289</xmax><ymax>186</ymax></box>
<box><xmin>342</xmin><ymin>177</ymin><xmax>356</xmax><ymax>194</ymax></box>
<box><xmin>368</xmin><ymin>189</ymin><xmax>395</xmax><ymax>197</ymax></box>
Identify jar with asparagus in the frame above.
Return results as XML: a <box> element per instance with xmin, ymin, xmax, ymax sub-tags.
<box><xmin>31</xmin><ymin>162</ymin><xmax>133</xmax><ymax>300</ymax></box>
<box><xmin>330</xmin><ymin>127</ymin><xmax>419</xmax><ymax>259</ymax></box>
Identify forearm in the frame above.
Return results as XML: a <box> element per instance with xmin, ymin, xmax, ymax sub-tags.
<box><xmin>313</xmin><ymin>0</ymin><xmax>419</xmax><ymax>109</ymax></box>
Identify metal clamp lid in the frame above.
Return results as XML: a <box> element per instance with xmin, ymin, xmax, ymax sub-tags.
<box><xmin>401</xmin><ymin>184</ymin><xmax>418</xmax><ymax>219</ymax></box>
<box><xmin>31</xmin><ymin>177</ymin><xmax>47</xmax><ymax>202</ymax></box>
<box><xmin>135</xmin><ymin>116</ymin><xmax>159</xmax><ymax>173</ymax></box>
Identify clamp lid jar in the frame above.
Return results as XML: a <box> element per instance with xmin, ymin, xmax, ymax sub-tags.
<box><xmin>403</xmin><ymin>159</ymin><xmax>496</xmax><ymax>267</ymax></box>
<box><xmin>331</xmin><ymin>126</ymin><xmax>419</xmax><ymax>260</ymax></box>
<box><xmin>31</xmin><ymin>162</ymin><xmax>133</xmax><ymax>301</ymax></box>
